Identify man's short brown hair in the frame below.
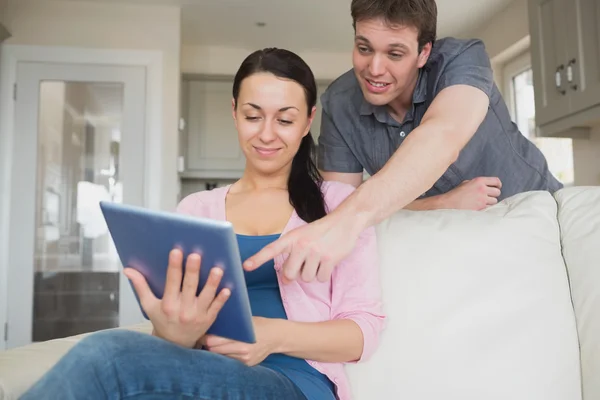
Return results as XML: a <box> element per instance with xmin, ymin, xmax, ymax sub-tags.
<box><xmin>351</xmin><ymin>0</ymin><xmax>438</xmax><ymax>51</ymax></box>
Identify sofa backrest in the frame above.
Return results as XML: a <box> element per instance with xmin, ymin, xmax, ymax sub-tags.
<box><xmin>556</xmin><ymin>187</ymin><xmax>600</xmax><ymax>400</ymax></box>
<box><xmin>346</xmin><ymin>190</ymin><xmax>583</xmax><ymax>400</ymax></box>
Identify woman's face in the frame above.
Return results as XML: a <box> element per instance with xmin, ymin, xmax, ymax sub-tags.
<box><xmin>232</xmin><ymin>72</ymin><xmax>316</xmax><ymax>176</ymax></box>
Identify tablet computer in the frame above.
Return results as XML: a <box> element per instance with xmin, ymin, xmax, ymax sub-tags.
<box><xmin>99</xmin><ymin>201</ymin><xmax>255</xmax><ymax>344</ymax></box>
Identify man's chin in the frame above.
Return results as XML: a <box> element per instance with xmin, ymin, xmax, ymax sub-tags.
<box><xmin>362</xmin><ymin>91</ymin><xmax>393</xmax><ymax>107</ymax></box>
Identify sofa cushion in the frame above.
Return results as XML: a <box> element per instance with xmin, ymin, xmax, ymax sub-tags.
<box><xmin>555</xmin><ymin>186</ymin><xmax>600</xmax><ymax>400</ymax></box>
<box><xmin>346</xmin><ymin>191</ymin><xmax>582</xmax><ymax>400</ymax></box>
<box><xmin>0</xmin><ymin>323</ymin><xmax>153</xmax><ymax>399</ymax></box>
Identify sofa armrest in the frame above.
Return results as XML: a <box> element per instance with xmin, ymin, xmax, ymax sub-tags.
<box><xmin>556</xmin><ymin>187</ymin><xmax>600</xmax><ymax>400</ymax></box>
<box><xmin>0</xmin><ymin>323</ymin><xmax>153</xmax><ymax>400</ymax></box>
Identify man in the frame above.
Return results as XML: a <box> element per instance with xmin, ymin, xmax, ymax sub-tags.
<box><xmin>244</xmin><ymin>0</ymin><xmax>562</xmax><ymax>281</ymax></box>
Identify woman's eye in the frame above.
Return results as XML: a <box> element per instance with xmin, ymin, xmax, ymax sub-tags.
<box><xmin>279</xmin><ymin>119</ymin><xmax>292</xmax><ymax>125</ymax></box>
<box><xmin>245</xmin><ymin>116</ymin><xmax>260</xmax><ymax>121</ymax></box>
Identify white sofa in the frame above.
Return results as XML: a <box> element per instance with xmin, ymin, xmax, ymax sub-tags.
<box><xmin>1</xmin><ymin>187</ymin><xmax>598</xmax><ymax>400</ymax></box>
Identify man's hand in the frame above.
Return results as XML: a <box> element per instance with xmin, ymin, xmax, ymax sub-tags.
<box><xmin>243</xmin><ymin>210</ymin><xmax>363</xmax><ymax>282</ymax></box>
<box><xmin>438</xmin><ymin>177</ymin><xmax>502</xmax><ymax>210</ymax></box>
<box><xmin>202</xmin><ymin>317</ymin><xmax>282</xmax><ymax>366</ymax></box>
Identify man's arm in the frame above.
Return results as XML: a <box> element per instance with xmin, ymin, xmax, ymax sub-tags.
<box><xmin>244</xmin><ymin>85</ymin><xmax>490</xmax><ymax>279</ymax></box>
<box><xmin>244</xmin><ymin>41</ymin><xmax>495</xmax><ymax>280</ymax></box>
<box><xmin>320</xmin><ymin>171</ymin><xmax>363</xmax><ymax>188</ymax></box>
<box><xmin>339</xmin><ymin>84</ymin><xmax>489</xmax><ymax>226</ymax></box>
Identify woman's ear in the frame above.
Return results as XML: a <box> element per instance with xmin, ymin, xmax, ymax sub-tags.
<box><xmin>231</xmin><ymin>98</ymin><xmax>238</xmax><ymax>126</ymax></box>
<box><xmin>304</xmin><ymin>105</ymin><xmax>317</xmax><ymax>137</ymax></box>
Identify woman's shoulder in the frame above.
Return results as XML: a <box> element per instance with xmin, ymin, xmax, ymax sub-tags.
<box><xmin>320</xmin><ymin>180</ymin><xmax>358</xmax><ymax>213</ymax></box>
<box><xmin>176</xmin><ymin>185</ymin><xmax>230</xmax><ymax>217</ymax></box>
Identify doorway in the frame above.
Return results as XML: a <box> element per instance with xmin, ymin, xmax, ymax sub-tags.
<box><xmin>0</xmin><ymin>47</ymin><xmax>161</xmax><ymax>350</ymax></box>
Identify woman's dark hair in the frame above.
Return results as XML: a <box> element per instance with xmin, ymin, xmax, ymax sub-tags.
<box><xmin>232</xmin><ymin>48</ymin><xmax>327</xmax><ymax>223</ymax></box>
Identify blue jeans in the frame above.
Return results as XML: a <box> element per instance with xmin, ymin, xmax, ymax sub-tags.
<box><xmin>21</xmin><ymin>329</ymin><xmax>308</xmax><ymax>400</ymax></box>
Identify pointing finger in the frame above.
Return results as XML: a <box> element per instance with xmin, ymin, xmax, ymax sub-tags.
<box><xmin>243</xmin><ymin>236</ymin><xmax>290</xmax><ymax>271</ymax></box>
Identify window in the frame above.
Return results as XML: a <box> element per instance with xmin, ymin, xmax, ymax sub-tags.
<box><xmin>502</xmin><ymin>52</ymin><xmax>574</xmax><ymax>185</ymax></box>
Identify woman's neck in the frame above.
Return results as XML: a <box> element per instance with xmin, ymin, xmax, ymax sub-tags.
<box><xmin>235</xmin><ymin>167</ymin><xmax>289</xmax><ymax>192</ymax></box>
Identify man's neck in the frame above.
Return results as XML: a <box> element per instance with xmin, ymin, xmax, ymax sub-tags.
<box><xmin>386</xmin><ymin>73</ymin><xmax>419</xmax><ymax>123</ymax></box>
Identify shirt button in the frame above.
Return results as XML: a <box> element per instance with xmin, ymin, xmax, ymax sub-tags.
<box><xmin>400</xmin><ymin>131</ymin><xmax>406</xmax><ymax>137</ymax></box>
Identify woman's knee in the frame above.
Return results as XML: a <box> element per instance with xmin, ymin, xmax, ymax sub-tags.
<box><xmin>69</xmin><ymin>329</ymin><xmax>148</xmax><ymax>363</ymax></box>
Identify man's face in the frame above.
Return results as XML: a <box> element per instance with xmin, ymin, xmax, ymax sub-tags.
<box><xmin>352</xmin><ymin>18</ymin><xmax>431</xmax><ymax>107</ymax></box>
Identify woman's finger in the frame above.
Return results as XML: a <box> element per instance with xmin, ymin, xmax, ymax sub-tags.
<box><xmin>203</xmin><ymin>334</ymin><xmax>234</xmax><ymax>348</ymax></box>
<box><xmin>181</xmin><ymin>253</ymin><xmax>201</xmax><ymax>309</ymax></box>
<box><xmin>205</xmin><ymin>341</ymin><xmax>248</xmax><ymax>356</ymax></box>
<box><xmin>207</xmin><ymin>287</ymin><xmax>231</xmax><ymax>320</ymax></box>
<box><xmin>163</xmin><ymin>249</ymin><xmax>183</xmax><ymax>303</ymax></box>
<box><xmin>197</xmin><ymin>267</ymin><xmax>225</xmax><ymax>308</ymax></box>
<box><xmin>123</xmin><ymin>268</ymin><xmax>158</xmax><ymax>314</ymax></box>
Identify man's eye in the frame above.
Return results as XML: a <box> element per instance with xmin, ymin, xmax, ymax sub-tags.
<box><xmin>358</xmin><ymin>46</ymin><xmax>371</xmax><ymax>53</ymax></box>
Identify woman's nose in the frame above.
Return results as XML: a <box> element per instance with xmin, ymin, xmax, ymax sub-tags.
<box><xmin>258</xmin><ymin>122</ymin><xmax>277</xmax><ymax>142</ymax></box>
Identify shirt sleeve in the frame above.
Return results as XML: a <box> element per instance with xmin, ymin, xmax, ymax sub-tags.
<box><xmin>317</xmin><ymin>107</ymin><xmax>364</xmax><ymax>174</ymax></box>
<box><xmin>435</xmin><ymin>40</ymin><xmax>494</xmax><ymax>99</ymax></box>
<box><xmin>327</xmin><ymin>183</ymin><xmax>386</xmax><ymax>362</ymax></box>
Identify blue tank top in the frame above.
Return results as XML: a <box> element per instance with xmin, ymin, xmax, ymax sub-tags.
<box><xmin>237</xmin><ymin>234</ymin><xmax>336</xmax><ymax>400</ymax></box>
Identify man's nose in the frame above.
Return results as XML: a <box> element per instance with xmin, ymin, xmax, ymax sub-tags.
<box><xmin>368</xmin><ymin>54</ymin><xmax>386</xmax><ymax>77</ymax></box>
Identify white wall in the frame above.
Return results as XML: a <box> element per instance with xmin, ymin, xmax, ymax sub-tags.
<box><xmin>573</xmin><ymin>128</ymin><xmax>600</xmax><ymax>186</ymax></box>
<box><xmin>0</xmin><ymin>0</ymin><xmax>9</xmax><ymax>41</ymax></box>
<box><xmin>182</xmin><ymin>45</ymin><xmax>351</xmax><ymax>81</ymax></box>
<box><xmin>3</xmin><ymin>0</ymin><xmax>182</xmax><ymax>211</ymax></box>
<box><xmin>459</xmin><ymin>0</ymin><xmax>530</xmax><ymax>89</ymax></box>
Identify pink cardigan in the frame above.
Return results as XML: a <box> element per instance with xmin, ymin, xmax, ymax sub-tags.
<box><xmin>176</xmin><ymin>180</ymin><xmax>386</xmax><ymax>400</ymax></box>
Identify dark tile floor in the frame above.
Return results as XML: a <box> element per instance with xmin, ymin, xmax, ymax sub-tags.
<box><xmin>32</xmin><ymin>271</ymin><xmax>119</xmax><ymax>341</ymax></box>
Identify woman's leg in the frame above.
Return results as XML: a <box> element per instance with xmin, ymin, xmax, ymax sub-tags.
<box><xmin>20</xmin><ymin>329</ymin><xmax>307</xmax><ymax>400</ymax></box>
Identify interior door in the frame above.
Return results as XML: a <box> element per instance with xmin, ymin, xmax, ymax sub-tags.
<box><xmin>6</xmin><ymin>61</ymin><xmax>147</xmax><ymax>349</ymax></box>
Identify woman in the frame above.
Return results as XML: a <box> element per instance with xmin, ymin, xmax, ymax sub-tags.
<box><xmin>21</xmin><ymin>48</ymin><xmax>385</xmax><ymax>400</ymax></box>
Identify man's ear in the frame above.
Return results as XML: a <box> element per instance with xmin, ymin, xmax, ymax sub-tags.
<box><xmin>417</xmin><ymin>42</ymin><xmax>432</xmax><ymax>68</ymax></box>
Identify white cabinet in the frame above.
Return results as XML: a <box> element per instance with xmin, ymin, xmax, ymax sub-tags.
<box><xmin>180</xmin><ymin>77</ymin><xmax>331</xmax><ymax>179</ymax></box>
<box><xmin>529</xmin><ymin>0</ymin><xmax>600</xmax><ymax>137</ymax></box>
<box><xmin>180</xmin><ymin>78</ymin><xmax>245</xmax><ymax>179</ymax></box>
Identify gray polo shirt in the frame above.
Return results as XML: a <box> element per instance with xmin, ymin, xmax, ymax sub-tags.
<box><xmin>317</xmin><ymin>37</ymin><xmax>563</xmax><ymax>201</ymax></box>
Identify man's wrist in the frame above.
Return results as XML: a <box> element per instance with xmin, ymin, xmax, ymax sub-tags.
<box><xmin>331</xmin><ymin>188</ymin><xmax>376</xmax><ymax>233</ymax></box>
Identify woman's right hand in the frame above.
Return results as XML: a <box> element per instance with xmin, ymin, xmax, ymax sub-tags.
<box><xmin>123</xmin><ymin>248</ymin><xmax>231</xmax><ymax>348</ymax></box>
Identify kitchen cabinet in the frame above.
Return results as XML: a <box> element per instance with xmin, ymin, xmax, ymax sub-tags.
<box><xmin>529</xmin><ymin>0</ymin><xmax>600</xmax><ymax>137</ymax></box>
<box><xmin>180</xmin><ymin>76</ymin><xmax>331</xmax><ymax>179</ymax></box>
<box><xmin>180</xmin><ymin>78</ymin><xmax>245</xmax><ymax>179</ymax></box>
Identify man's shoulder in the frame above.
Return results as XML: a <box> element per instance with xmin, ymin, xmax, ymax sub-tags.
<box><xmin>320</xmin><ymin>69</ymin><xmax>363</xmax><ymax>112</ymax></box>
<box><xmin>429</xmin><ymin>36</ymin><xmax>488</xmax><ymax>60</ymax></box>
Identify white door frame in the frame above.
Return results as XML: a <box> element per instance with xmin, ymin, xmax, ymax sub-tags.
<box><xmin>0</xmin><ymin>44</ymin><xmax>164</xmax><ymax>350</ymax></box>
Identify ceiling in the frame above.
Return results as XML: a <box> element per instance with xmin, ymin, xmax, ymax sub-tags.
<box><xmin>59</xmin><ymin>0</ymin><xmax>514</xmax><ymax>52</ymax></box>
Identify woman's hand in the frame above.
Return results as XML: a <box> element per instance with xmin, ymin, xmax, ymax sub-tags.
<box><xmin>202</xmin><ymin>317</ymin><xmax>282</xmax><ymax>366</ymax></box>
<box><xmin>123</xmin><ymin>249</ymin><xmax>231</xmax><ymax>349</ymax></box>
